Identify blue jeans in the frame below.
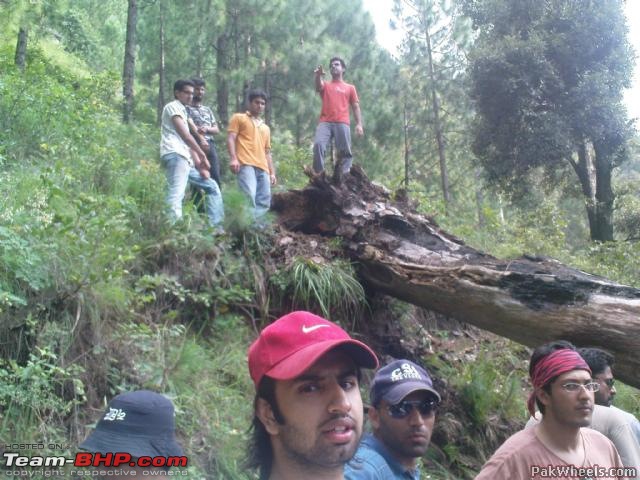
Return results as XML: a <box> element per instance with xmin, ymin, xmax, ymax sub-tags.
<box><xmin>237</xmin><ymin>165</ymin><xmax>271</xmax><ymax>219</ymax></box>
<box><xmin>161</xmin><ymin>152</ymin><xmax>224</xmax><ymax>226</ymax></box>
<box><xmin>313</xmin><ymin>122</ymin><xmax>353</xmax><ymax>173</ymax></box>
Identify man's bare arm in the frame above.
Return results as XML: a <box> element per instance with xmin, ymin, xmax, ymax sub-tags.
<box><xmin>314</xmin><ymin>65</ymin><xmax>325</xmax><ymax>93</ymax></box>
<box><xmin>188</xmin><ymin>117</ymin><xmax>209</xmax><ymax>150</ymax></box>
<box><xmin>352</xmin><ymin>102</ymin><xmax>364</xmax><ymax>136</ymax></box>
<box><xmin>266</xmin><ymin>149</ymin><xmax>276</xmax><ymax>185</ymax></box>
<box><xmin>208</xmin><ymin>122</ymin><xmax>220</xmax><ymax>135</ymax></box>
<box><xmin>227</xmin><ymin>132</ymin><xmax>240</xmax><ymax>174</ymax></box>
<box><xmin>172</xmin><ymin>115</ymin><xmax>207</xmax><ymax>167</ymax></box>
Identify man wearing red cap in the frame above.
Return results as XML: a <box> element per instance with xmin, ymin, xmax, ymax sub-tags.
<box><xmin>475</xmin><ymin>340</ymin><xmax>627</xmax><ymax>480</ymax></box>
<box><xmin>246</xmin><ymin>310</ymin><xmax>379</xmax><ymax>480</ymax></box>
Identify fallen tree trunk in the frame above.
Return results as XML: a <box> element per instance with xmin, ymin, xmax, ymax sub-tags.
<box><xmin>272</xmin><ymin>166</ymin><xmax>640</xmax><ymax>389</ymax></box>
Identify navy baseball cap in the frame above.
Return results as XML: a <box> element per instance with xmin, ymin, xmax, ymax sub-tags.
<box><xmin>79</xmin><ymin>390</ymin><xmax>183</xmax><ymax>458</ymax></box>
<box><xmin>370</xmin><ymin>359</ymin><xmax>441</xmax><ymax>406</ymax></box>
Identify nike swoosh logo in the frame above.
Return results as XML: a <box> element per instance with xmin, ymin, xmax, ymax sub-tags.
<box><xmin>302</xmin><ymin>324</ymin><xmax>330</xmax><ymax>334</ymax></box>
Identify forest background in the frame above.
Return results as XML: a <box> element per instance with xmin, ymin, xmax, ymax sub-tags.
<box><xmin>1</xmin><ymin>0</ymin><xmax>639</xmax><ymax>478</ymax></box>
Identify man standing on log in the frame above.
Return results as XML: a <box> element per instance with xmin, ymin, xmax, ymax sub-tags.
<box><xmin>313</xmin><ymin>57</ymin><xmax>363</xmax><ymax>178</ymax></box>
<box><xmin>245</xmin><ymin>310</ymin><xmax>378</xmax><ymax>479</ymax></box>
<box><xmin>476</xmin><ymin>340</ymin><xmax>629</xmax><ymax>480</ymax></box>
<box><xmin>345</xmin><ymin>359</ymin><xmax>441</xmax><ymax>480</ymax></box>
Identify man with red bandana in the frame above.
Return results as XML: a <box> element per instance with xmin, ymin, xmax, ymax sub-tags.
<box><xmin>475</xmin><ymin>340</ymin><xmax>626</xmax><ymax>480</ymax></box>
<box><xmin>245</xmin><ymin>311</ymin><xmax>379</xmax><ymax>480</ymax></box>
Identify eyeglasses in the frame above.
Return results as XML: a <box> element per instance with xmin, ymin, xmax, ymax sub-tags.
<box><xmin>387</xmin><ymin>399</ymin><xmax>439</xmax><ymax>419</ymax></box>
<box><xmin>560</xmin><ymin>382</ymin><xmax>600</xmax><ymax>393</ymax></box>
<box><xmin>599</xmin><ymin>378</ymin><xmax>615</xmax><ymax>388</ymax></box>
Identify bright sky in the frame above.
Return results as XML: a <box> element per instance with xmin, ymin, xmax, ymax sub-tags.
<box><xmin>362</xmin><ymin>0</ymin><xmax>640</xmax><ymax>119</ymax></box>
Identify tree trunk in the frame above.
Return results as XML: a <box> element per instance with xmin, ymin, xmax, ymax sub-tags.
<box><xmin>571</xmin><ymin>140</ymin><xmax>614</xmax><ymax>242</ymax></box>
<box><xmin>475</xmin><ymin>168</ymin><xmax>485</xmax><ymax>228</ymax></box>
<box><xmin>15</xmin><ymin>27</ymin><xmax>28</xmax><ymax>71</ymax></box>
<box><xmin>424</xmin><ymin>19</ymin><xmax>450</xmax><ymax>209</ymax></box>
<box><xmin>272</xmin><ymin>167</ymin><xmax>640</xmax><ymax>389</ymax></box>
<box><xmin>263</xmin><ymin>61</ymin><xmax>272</xmax><ymax>125</ymax></box>
<box><xmin>122</xmin><ymin>0</ymin><xmax>137</xmax><ymax>124</ymax></box>
<box><xmin>403</xmin><ymin>99</ymin><xmax>410</xmax><ymax>190</ymax></box>
<box><xmin>592</xmin><ymin>141</ymin><xmax>615</xmax><ymax>242</ymax></box>
<box><xmin>216</xmin><ymin>34</ymin><xmax>229</xmax><ymax>125</ymax></box>
<box><xmin>156</xmin><ymin>0</ymin><xmax>166</xmax><ymax>126</ymax></box>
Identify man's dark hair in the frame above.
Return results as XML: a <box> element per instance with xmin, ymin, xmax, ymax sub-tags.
<box><xmin>577</xmin><ymin>348</ymin><xmax>614</xmax><ymax>376</ymax></box>
<box><xmin>529</xmin><ymin>340</ymin><xmax>576</xmax><ymax>414</ymax></box>
<box><xmin>245</xmin><ymin>376</ymin><xmax>285</xmax><ymax>480</ymax></box>
<box><xmin>330</xmin><ymin>56</ymin><xmax>346</xmax><ymax>70</ymax></box>
<box><xmin>248</xmin><ymin>89</ymin><xmax>268</xmax><ymax>103</ymax></box>
<box><xmin>191</xmin><ymin>77</ymin><xmax>205</xmax><ymax>87</ymax></box>
<box><xmin>173</xmin><ymin>79</ymin><xmax>194</xmax><ymax>95</ymax></box>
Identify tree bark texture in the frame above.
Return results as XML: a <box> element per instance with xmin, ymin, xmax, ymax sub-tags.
<box><xmin>15</xmin><ymin>27</ymin><xmax>27</xmax><ymax>71</ymax></box>
<box><xmin>424</xmin><ymin>19</ymin><xmax>450</xmax><ymax>208</ymax></box>
<box><xmin>156</xmin><ymin>0</ymin><xmax>166</xmax><ymax>126</ymax></box>
<box><xmin>593</xmin><ymin>140</ymin><xmax>615</xmax><ymax>242</ymax></box>
<box><xmin>122</xmin><ymin>0</ymin><xmax>137</xmax><ymax>124</ymax></box>
<box><xmin>216</xmin><ymin>34</ymin><xmax>229</xmax><ymax>125</ymax></box>
<box><xmin>272</xmin><ymin>167</ymin><xmax>640</xmax><ymax>388</ymax></box>
<box><xmin>572</xmin><ymin>140</ymin><xmax>615</xmax><ymax>242</ymax></box>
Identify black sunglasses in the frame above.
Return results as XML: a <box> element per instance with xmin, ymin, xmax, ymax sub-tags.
<box><xmin>602</xmin><ymin>378</ymin><xmax>615</xmax><ymax>388</ymax></box>
<box><xmin>387</xmin><ymin>399</ymin><xmax>439</xmax><ymax>419</ymax></box>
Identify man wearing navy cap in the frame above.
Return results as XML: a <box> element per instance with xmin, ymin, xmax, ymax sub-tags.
<box><xmin>345</xmin><ymin>359</ymin><xmax>441</xmax><ymax>479</ymax></box>
<box><xmin>79</xmin><ymin>390</ymin><xmax>184</xmax><ymax>478</ymax></box>
<box><xmin>245</xmin><ymin>310</ymin><xmax>379</xmax><ymax>480</ymax></box>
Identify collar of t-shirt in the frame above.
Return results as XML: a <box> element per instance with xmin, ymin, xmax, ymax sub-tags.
<box><xmin>363</xmin><ymin>433</ymin><xmax>421</xmax><ymax>479</ymax></box>
<box><xmin>245</xmin><ymin>111</ymin><xmax>264</xmax><ymax>127</ymax></box>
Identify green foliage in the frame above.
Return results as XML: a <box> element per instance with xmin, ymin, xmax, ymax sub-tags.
<box><xmin>0</xmin><ymin>344</ymin><xmax>85</xmax><ymax>441</ymax></box>
<box><xmin>568</xmin><ymin>241</ymin><xmax>640</xmax><ymax>288</ymax></box>
<box><xmin>392</xmin><ymin>0</ymin><xmax>475</xmax><ymax>207</ymax></box>
<box><xmin>615</xmin><ymin>383</ymin><xmax>640</xmax><ymax>419</ymax></box>
<box><xmin>169</xmin><ymin>328</ymin><xmax>254</xmax><ymax>479</ymax></box>
<box><xmin>271</xmin><ymin>256</ymin><xmax>366</xmax><ymax>321</ymax></box>
<box><xmin>464</xmin><ymin>0</ymin><xmax>633</xmax><ymax>240</ymax></box>
<box><xmin>457</xmin><ymin>350</ymin><xmax>526</xmax><ymax>427</ymax></box>
<box><xmin>222</xmin><ymin>187</ymin><xmax>262</xmax><ymax>235</ymax></box>
<box><xmin>271</xmin><ymin>137</ymin><xmax>312</xmax><ymax>190</ymax></box>
<box><xmin>448</xmin><ymin>193</ymin><xmax>571</xmax><ymax>259</ymax></box>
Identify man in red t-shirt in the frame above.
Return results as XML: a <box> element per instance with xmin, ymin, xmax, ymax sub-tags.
<box><xmin>313</xmin><ymin>57</ymin><xmax>364</xmax><ymax>176</ymax></box>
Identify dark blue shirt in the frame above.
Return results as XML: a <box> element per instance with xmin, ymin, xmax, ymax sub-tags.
<box><xmin>344</xmin><ymin>433</ymin><xmax>421</xmax><ymax>479</ymax></box>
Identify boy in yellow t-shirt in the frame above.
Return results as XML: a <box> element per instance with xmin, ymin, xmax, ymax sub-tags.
<box><xmin>227</xmin><ymin>89</ymin><xmax>276</xmax><ymax>220</ymax></box>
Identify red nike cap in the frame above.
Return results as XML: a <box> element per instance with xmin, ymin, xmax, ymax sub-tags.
<box><xmin>248</xmin><ymin>311</ymin><xmax>379</xmax><ymax>387</ymax></box>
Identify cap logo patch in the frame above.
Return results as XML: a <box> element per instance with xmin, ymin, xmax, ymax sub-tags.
<box><xmin>103</xmin><ymin>408</ymin><xmax>126</xmax><ymax>421</ymax></box>
<box><xmin>391</xmin><ymin>363</ymin><xmax>422</xmax><ymax>382</ymax></box>
<box><xmin>302</xmin><ymin>324</ymin><xmax>330</xmax><ymax>334</ymax></box>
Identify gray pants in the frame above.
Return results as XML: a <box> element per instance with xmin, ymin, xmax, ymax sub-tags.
<box><xmin>313</xmin><ymin>122</ymin><xmax>352</xmax><ymax>173</ymax></box>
